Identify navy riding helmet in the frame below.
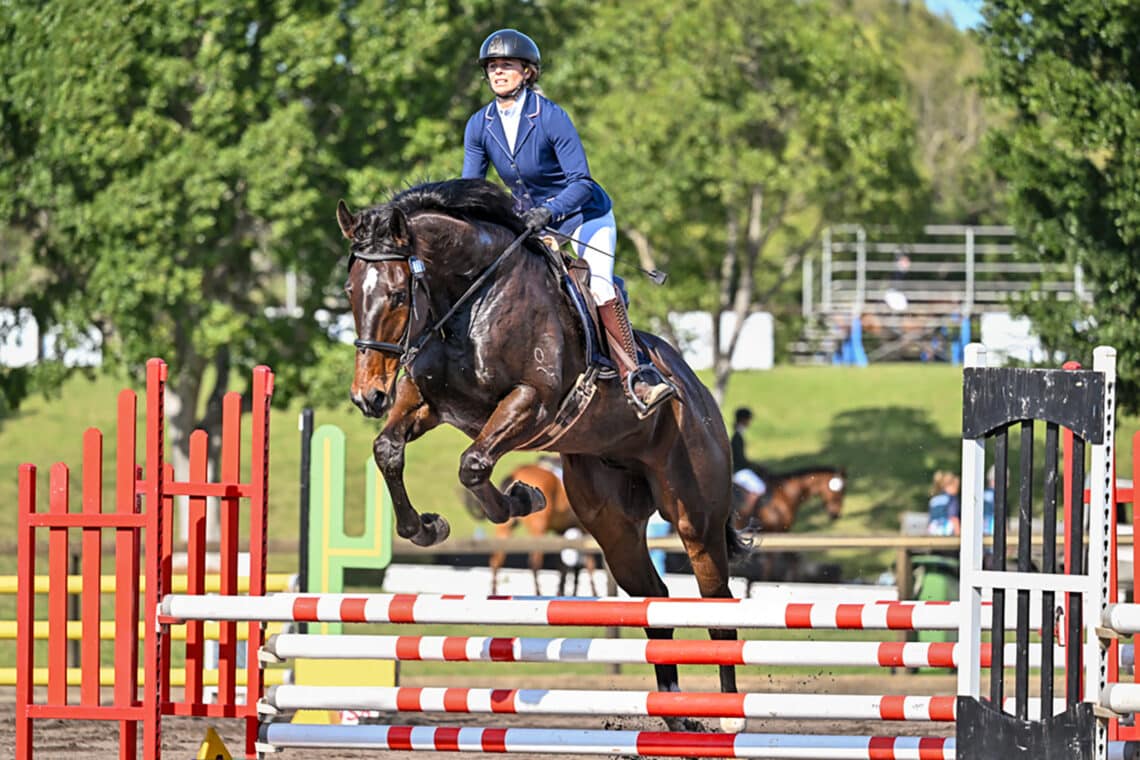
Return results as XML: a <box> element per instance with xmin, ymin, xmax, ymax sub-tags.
<box><xmin>478</xmin><ymin>28</ymin><xmax>541</xmax><ymax>79</ymax></box>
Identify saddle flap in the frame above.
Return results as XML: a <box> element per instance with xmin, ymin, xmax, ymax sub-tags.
<box><xmin>566</xmin><ymin>258</ymin><xmax>598</xmax><ymax>325</ymax></box>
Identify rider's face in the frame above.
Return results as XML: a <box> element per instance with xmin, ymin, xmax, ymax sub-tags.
<box><xmin>485</xmin><ymin>58</ymin><xmax>526</xmax><ymax>97</ymax></box>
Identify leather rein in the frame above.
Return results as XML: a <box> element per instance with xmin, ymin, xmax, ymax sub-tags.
<box><xmin>350</xmin><ymin>228</ymin><xmax>531</xmax><ymax>368</ymax></box>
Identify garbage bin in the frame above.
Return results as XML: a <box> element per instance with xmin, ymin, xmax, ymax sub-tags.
<box><xmin>912</xmin><ymin>554</ymin><xmax>959</xmax><ymax>645</ymax></box>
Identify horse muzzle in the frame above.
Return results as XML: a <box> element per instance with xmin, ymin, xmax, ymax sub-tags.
<box><xmin>351</xmin><ymin>387</ymin><xmax>390</xmax><ymax>418</ymax></box>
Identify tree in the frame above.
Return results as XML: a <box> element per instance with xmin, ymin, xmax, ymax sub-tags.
<box><xmin>978</xmin><ymin>1</ymin><xmax>1140</xmax><ymax>410</ymax></box>
<box><xmin>0</xmin><ymin>1</ymin><xmax>586</xmax><ymax>472</ymax></box>
<box><xmin>553</xmin><ymin>0</ymin><xmax>927</xmax><ymax>401</ymax></box>
<box><xmin>848</xmin><ymin>0</ymin><xmax>1005</xmax><ymax>223</ymax></box>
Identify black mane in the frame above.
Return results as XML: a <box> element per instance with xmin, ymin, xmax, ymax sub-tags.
<box><xmin>378</xmin><ymin>179</ymin><xmax>526</xmax><ymax>235</ymax></box>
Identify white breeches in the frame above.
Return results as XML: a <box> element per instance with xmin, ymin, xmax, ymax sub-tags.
<box><xmin>732</xmin><ymin>468</ymin><xmax>767</xmax><ymax>496</ymax></box>
<box><xmin>572</xmin><ymin>210</ymin><xmax>617</xmax><ymax>304</ymax></box>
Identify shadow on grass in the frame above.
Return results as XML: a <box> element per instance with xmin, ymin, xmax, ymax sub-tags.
<box><xmin>823</xmin><ymin>406</ymin><xmax>960</xmax><ymax>531</ymax></box>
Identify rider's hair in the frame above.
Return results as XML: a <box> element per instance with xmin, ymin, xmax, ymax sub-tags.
<box><xmin>734</xmin><ymin>407</ymin><xmax>753</xmax><ymax>425</ymax></box>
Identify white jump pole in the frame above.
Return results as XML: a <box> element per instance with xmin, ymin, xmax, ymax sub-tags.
<box><xmin>261</xmin><ymin>685</ymin><xmax>1068</xmax><ymax>723</ymax></box>
<box><xmin>258</xmin><ymin>724</ymin><xmax>957</xmax><ymax>759</ymax></box>
<box><xmin>263</xmin><ymin>632</ymin><xmax>1060</xmax><ymax>669</ymax></box>
<box><xmin>165</xmin><ymin>593</ymin><xmax>1009</xmax><ymax>630</ymax></box>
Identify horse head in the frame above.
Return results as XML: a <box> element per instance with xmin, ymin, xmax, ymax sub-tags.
<box><xmin>820</xmin><ymin>467</ymin><xmax>847</xmax><ymax>521</ymax></box>
<box><xmin>337</xmin><ymin>199</ymin><xmax>425</xmax><ymax>418</ymax></box>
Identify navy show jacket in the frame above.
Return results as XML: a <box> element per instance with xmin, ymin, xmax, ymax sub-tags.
<box><xmin>462</xmin><ymin>89</ymin><xmax>612</xmax><ymax>236</ymax></box>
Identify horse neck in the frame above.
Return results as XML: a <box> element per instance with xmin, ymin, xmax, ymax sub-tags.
<box><xmin>769</xmin><ymin>470</ymin><xmax>829</xmax><ymax>513</ymax></box>
<box><xmin>411</xmin><ymin>214</ymin><xmax>512</xmax><ymax>288</ymax></box>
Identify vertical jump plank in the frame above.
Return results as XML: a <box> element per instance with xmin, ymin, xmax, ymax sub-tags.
<box><xmin>143</xmin><ymin>358</ymin><xmax>167</xmax><ymax>760</ymax></box>
<box><xmin>1069</xmin><ymin>435</ymin><xmax>1086</xmax><ymax>705</ymax></box>
<box><xmin>247</xmin><ymin>365</ymin><xmax>274</xmax><ymax>757</ymax></box>
<box><xmin>990</xmin><ymin>429</ymin><xmax>1009</xmax><ymax>706</ymax></box>
<box><xmin>48</xmin><ymin>463</ymin><xmax>70</xmax><ymax>707</ymax></box>
<box><xmin>16</xmin><ymin>464</ymin><xmax>38</xmax><ymax>760</ymax></box>
<box><xmin>159</xmin><ymin>463</ymin><xmax>174</xmax><ymax>709</ymax></box>
<box><xmin>116</xmin><ymin>387</ymin><xmax>140</xmax><ymax>760</ymax></box>
<box><xmin>1015</xmin><ymin>421</ymin><xmax>1034</xmax><ymax>720</ymax></box>
<box><xmin>185</xmin><ymin>430</ymin><xmax>210</xmax><ymax>704</ymax></box>
<box><xmin>81</xmin><ymin>429</ymin><xmax>103</xmax><ymax>706</ymax></box>
<box><xmin>218</xmin><ymin>390</ymin><xmax>241</xmax><ymax>707</ymax></box>
<box><xmin>1041</xmin><ymin>423</ymin><xmax>1059</xmax><ymax>712</ymax></box>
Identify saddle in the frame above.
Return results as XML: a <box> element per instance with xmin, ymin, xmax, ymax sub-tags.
<box><xmin>543</xmin><ymin>241</ymin><xmax>669</xmax><ymax>379</ymax></box>
<box><xmin>514</xmin><ymin>239</ymin><xmax>675</xmax><ymax>450</ymax></box>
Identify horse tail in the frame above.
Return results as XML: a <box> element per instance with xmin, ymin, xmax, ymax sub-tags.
<box><xmin>725</xmin><ymin>521</ymin><xmax>749</xmax><ymax>560</ymax></box>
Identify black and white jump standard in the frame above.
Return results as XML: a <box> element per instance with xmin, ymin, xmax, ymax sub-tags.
<box><xmin>955</xmin><ymin>343</ymin><xmax>1130</xmax><ymax>760</ymax></box>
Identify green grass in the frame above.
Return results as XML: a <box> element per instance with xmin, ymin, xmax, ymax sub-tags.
<box><xmin>2</xmin><ymin>362</ymin><xmax>1137</xmax><ymax>572</ymax></box>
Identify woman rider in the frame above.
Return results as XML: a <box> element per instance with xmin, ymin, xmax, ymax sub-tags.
<box><xmin>461</xmin><ymin>28</ymin><xmax>675</xmax><ymax>418</ymax></box>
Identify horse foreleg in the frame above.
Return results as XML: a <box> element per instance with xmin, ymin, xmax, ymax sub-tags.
<box><xmin>529</xmin><ymin>550</ymin><xmax>544</xmax><ymax>594</ymax></box>
<box><xmin>458</xmin><ymin>386</ymin><xmax>547</xmax><ymax>523</ymax></box>
<box><xmin>489</xmin><ymin>550</ymin><xmax>506</xmax><ymax>595</ymax></box>
<box><xmin>373</xmin><ymin>385</ymin><xmax>444</xmax><ymax>547</ymax></box>
<box><xmin>584</xmin><ymin>554</ymin><xmax>599</xmax><ymax>597</ymax></box>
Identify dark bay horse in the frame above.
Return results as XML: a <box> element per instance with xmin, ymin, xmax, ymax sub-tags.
<box><xmin>337</xmin><ymin>179</ymin><xmax>745</xmax><ymax>732</ymax></box>
<box><xmin>732</xmin><ymin>465</ymin><xmax>847</xmax><ymax>533</ymax></box>
<box><xmin>463</xmin><ymin>459</ymin><xmax>600</xmax><ymax>596</ymax></box>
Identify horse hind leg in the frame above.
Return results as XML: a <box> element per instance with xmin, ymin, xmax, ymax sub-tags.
<box><xmin>676</xmin><ymin>515</ymin><xmax>744</xmax><ymax>733</ymax></box>
<box><xmin>560</xmin><ymin>458</ymin><xmax>701</xmax><ymax>733</ymax></box>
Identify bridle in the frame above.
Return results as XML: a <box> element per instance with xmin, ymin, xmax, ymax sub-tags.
<box><xmin>349</xmin><ymin>226</ymin><xmax>531</xmax><ymax>368</ymax></box>
<box><xmin>349</xmin><ymin>245</ymin><xmax>430</xmax><ymax>359</ymax></box>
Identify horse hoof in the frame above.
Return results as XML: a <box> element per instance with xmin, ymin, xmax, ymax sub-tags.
<box><xmin>506</xmin><ymin>480</ymin><xmax>546</xmax><ymax>517</ymax></box>
<box><xmin>664</xmin><ymin>716</ymin><xmax>708</xmax><ymax>733</ymax></box>
<box><xmin>720</xmin><ymin>717</ymin><xmax>746</xmax><ymax>734</ymax></box>
<box><xmin>410</xmin><ymin>513</ymin><xmax>451</xmax><ymax>547</ymax></box>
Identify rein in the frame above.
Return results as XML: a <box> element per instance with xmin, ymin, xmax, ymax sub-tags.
<box><xmin>352</xmin><ymin>228</ymin><xmax>532</xmax><ymax>367</ymax></box>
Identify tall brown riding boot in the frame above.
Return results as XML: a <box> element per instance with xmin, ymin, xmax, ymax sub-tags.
<box><xmin>597</xmin><ymin>298</ymin><xmax>677</xmax><ymax>418</ymax></box>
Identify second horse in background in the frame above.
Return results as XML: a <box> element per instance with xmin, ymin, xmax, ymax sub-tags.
<box><xmin>465</xmin><ymin>458</ymin><xmax>599</xmax><ymax>596</ymax></box>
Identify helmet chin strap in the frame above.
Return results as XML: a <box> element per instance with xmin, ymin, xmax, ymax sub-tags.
<box><xmin>493</xmin><ymin>81</ymin><xmax>527</xmax><ymax>102</ymax></box>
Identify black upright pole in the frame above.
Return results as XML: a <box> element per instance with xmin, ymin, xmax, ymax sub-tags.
<box><xmin>298</xmin><ymin>408</ymin><xmax>314</xmax><ymax>633</ymax></box>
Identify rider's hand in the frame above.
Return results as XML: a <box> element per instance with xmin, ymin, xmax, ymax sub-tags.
<box><xmin>522</xmin><ymin>205</ymin><xmax>553</xmax><ymax>232</ymax></box>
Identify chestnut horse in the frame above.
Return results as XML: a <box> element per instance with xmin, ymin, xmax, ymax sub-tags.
<box><xmin>337</xmin><ymin>179</ymin><xmax>745</xmax><ymax>732</ymax></box>
<box><xmin>732</xmin><ymin>465</ymin><xmax>847</xmax><ymax>533</ymax></box>
<box><xmin>464</xmin><ymin>459</ymin><xmax>599</xmax><ymax>596</ymax></box>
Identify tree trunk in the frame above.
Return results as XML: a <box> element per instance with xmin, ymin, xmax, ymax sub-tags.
<box><xmin>165</xmin><ymin>367</ymin><xmax>206</xmax><ymax>544</ymax></box>
<box><xmin>164</xmin><ymin>349</ymin><xmax>234</xmax><ymax>546</ymax></box>
<box><xmin>713</xmin><ymin>187</ymin><xmax>764</xmax><ymax>404</ymax></box>
<box><xmin>624</xmin><ymin>227</ymin><xmax>682</xmax><ymax>346</ymax></box>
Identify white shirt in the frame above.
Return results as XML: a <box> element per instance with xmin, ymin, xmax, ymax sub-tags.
<box><xmin>496</xmin><ymin>89</ymin><xmax>526</xmax><ymax>154</ymax></box>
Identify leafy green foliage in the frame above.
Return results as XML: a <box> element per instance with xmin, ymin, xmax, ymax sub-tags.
<box><xmin>978</xmin><ymin>1</ymin><xmax>1140</xmax><ymax>410</ymax></box>
<box><xmin>552</xmin><ymin>0</ymin><xmax>927</xmax><ymax>397</ymax></box>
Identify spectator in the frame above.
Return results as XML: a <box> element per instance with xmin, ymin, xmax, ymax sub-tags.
<box><xmin>730</xmin><ymin>407</ymin><xmax>767</xmax><ymax>515</ymax></box>
<box><xmin>927</xmin><ymin>470</ymin><xmax>961</xmax><ymax>537</ymax></box>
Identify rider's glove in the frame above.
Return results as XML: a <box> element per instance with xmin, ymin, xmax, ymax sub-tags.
<box><xmin>522</xmin><ymin>205</ymin><xmax>553</xmax><ymax>232</ymax></box>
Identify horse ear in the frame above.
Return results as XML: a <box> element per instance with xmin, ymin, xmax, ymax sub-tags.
<box><xmin>388</xmin><ymin>207</ymin><xmax>410</xmax><ymax>245</ymax></box>
<box><xmin>336</xmin><ymin>200</ymin><xmax>356</xmax><ymax>240</ymax></box>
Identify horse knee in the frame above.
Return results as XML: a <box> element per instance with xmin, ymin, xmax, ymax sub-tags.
<box><xmin>458</xmin><ymin>449</ymin><xmax>493</xmax><ymax>489</ymax></box>
<box><xmin>372</xmin><ymin>434</ymin><xmax>403</xmax><ymax>473</ymax></box>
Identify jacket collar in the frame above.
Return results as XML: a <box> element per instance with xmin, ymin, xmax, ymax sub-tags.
<box><xmin>482</xmin><ymin>90</ymin><xmax>541</xmax><ymax>155</ymax></box>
